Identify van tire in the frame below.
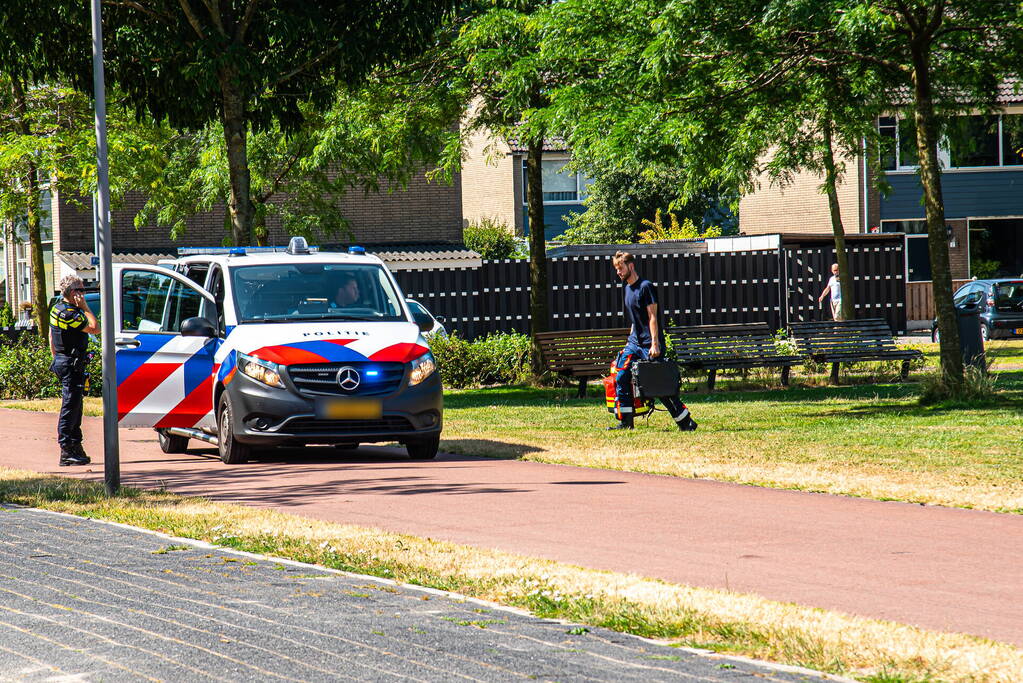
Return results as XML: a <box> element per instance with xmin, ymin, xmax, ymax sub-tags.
<box><xmin>157</xmin><ymin>429</ymin><xmax>189</xmax><ymax>454</ymax></box>
<box><xmin>981</xmin><ymin>323</ymin><xmax>990</xmax><ymax>342</ymax></box>
<box><xmin>217</xmin><ymin>394</ymin><xmax>250</xmax><ymax>464</ymax></box>
<box><xmin>406</xmin><ymin>436</ymin><xmax>439</xmax><ymax>460</ymax></box>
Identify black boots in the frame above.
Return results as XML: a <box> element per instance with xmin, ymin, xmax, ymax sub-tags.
<box><xmin>677</xmin><ymin>416</ymin><xmax>698</xmax><ymax>432</ymax></box>
<box><xmin>606</xmin><ymin>416</ymin><xmax>634</xmax><ymax>430</ymax></box>
<box><xmin>59</xmin><ymin>444</ymin><xmax>90</xmax><ymax>467</ymax></box>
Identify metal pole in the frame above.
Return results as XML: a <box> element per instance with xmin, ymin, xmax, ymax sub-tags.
<box><xmin>91</xmin><ymin>0</ymin><xmax>119</xmax><ymax>496</ymax></box>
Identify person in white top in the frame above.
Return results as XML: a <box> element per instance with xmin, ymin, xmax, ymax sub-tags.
<box><xmin>817</xmin><ymin>262</ymin><xmax>843</xmax><ymax>321</ymax></box>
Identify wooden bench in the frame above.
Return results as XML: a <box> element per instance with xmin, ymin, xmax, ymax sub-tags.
<box><xmin>535</xmin><ymin>328</ymin><xmax>631</xmax><ymax>397</ymax></box>
<box><xmin>788</xmin><ymin>318</ymin><xmax>922</xmax><ymax>384</ymax></box>
<box><xmin>666</xmin><ymin>322</ymin><xmax>802</xmax><ymax>391</ymax></box>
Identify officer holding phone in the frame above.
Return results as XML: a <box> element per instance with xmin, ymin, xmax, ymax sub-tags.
<box><xmin>49</xmin><ymin>275</ymin><xmax>99</xmax><ymax>466</ymax></box>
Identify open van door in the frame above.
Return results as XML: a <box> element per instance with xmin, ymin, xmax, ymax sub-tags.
<box><xmin>114</xmin><ymin>264</ymin><xmax>218</xmax><ymax>428</ymax></box>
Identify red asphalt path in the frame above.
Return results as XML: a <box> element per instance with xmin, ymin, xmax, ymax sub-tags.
<box><xmin>3</xmin><ymin>408</ymin><xmax>1022</xmax><ymax>647</ymax></box>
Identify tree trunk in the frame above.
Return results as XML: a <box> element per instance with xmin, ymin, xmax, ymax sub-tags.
<box><xmin>821</xmin><ymin>122</ymin><xmax>854</xmax><ymax>321</ymax></box>
<box><xmin>10</xmin><ymin>77</ymin><xmax>49</xmax><ymax>338</ymax></box>
<box><xmin>526</xmin><ymin>136</ymin><xmax>549</xmax><ymax>376</ymax></box>
<box><xmin>218</xmin><ymin>67</ymin><xmax>254</xmax><ymax>247</ymax></box>
<box><xmin>910</xmin><ymin>41</ymin><xmax>963</xmax><ymax>386</ymax></box>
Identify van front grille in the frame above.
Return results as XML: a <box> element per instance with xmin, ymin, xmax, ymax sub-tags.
<box><xmin>287</xmin><ymin>362</ymin><xmax>405</xmax><ymax>397</ymax></box>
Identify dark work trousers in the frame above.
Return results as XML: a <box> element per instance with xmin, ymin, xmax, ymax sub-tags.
<box><xmin>51</xmin><ymin>354</ymin><xmax>86</xmax><ymax>451</ymax></box>
<box><xmin>614</xmin><ymin>342</ymin><xmax>691</xmax><ymax>424</ymax></box>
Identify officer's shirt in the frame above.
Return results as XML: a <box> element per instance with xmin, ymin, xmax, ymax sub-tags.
<box><xmin>49</xmin><ymin>301</ymin><xmax>89</xmax><ymax>356</ymax></box>
<box><xmin>624</xmin><ymin>278</ymin><xmax>664</xmax><ymax>349</ymax></box>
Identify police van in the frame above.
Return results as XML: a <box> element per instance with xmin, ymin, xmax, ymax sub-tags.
<box><xmin>112</xmin><ymin>237</ymin><xmax>442</xmax><ymax>464</ymax></box>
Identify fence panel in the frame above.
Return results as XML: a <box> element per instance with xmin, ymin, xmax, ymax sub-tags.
<box><xmin>702</xmin><ymin>250</ymin><xmax>783</xmax><ymax>329</ymax></box>
<box><xmin>480</xmin><ymin>259</ymin><xmax>530</xmax><ymax>336</ymax></box>
<box><xmin>786</xmin><ymin>241</ymin><xmax>907</xmax><ymax>332</ymax></box>
<box><xmin>392</xmin><ymin>267</ymin><xmax>482</xmax><ymax>338</ymax></box>
<box><xmin>906</xmin><ymin>279</ymin><xmax>972</xmax><ymax>322</ymax></box>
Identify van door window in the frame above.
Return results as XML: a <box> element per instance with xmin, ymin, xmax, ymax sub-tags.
<box><xmin>120</xmin><ymin>270</ymin><xmax>203</xmax><ymax>333</ymax></box>
<box><xmin>203</xmin><ymin>266</ymin><xmax>226</xmax><ymax>335</ymax></box>
<box><xmin>184</xmin><ymin>264</ymin><xmax>209</xmax><ymax>286</ymax></box>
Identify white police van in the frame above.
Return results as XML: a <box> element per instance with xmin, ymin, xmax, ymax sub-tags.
<box><xmin>112</xmin><ymin>237</ymin><xmax>442</xmax><ymax>463</ymax></box>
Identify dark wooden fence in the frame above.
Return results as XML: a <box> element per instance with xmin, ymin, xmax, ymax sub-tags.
<box><xmin>394</xmin><ymin>241</ymin><xmax>906</xmax><ymax>339</ymax></box>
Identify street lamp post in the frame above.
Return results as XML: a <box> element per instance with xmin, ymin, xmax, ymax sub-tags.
<box><xmin>90</xmin><ymin>0</ymin><xmax>119</xmax><ymax>496</ymax></box>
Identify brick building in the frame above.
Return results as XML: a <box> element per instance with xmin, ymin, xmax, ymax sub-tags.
<box><xmin>1</xmin><ymin>168</ymin><xmax>462</xmax><ymax>318</ymax></box>
<box><xmin>461</xmin><ymin>126</ymin><xmax>589</xmax><ymax>240</ymax></box>
<box><xmin>740</xmin><ymin>93</ymin><xmax>1023</xmax><ymax>288</ymax></box>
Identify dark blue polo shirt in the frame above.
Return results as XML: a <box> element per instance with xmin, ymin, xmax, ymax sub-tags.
<box><xmin>624</xmin><ymin>278</ymin><xmax>663</xmax><ymax>349</ymax></box>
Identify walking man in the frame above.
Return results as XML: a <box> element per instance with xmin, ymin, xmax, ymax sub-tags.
<box><xmin>608</xmin><ymin>251</ymin><xmax>696</xmax><ymax>431</ymax></box>
<box><xmin>817</xmin><ymin>262</ymin><xmax>843</xmax><ymax>321</ymax></box>
<box><xmin>49</xmin><ymin>275</ymin><xmax>99</xmax><ymax>466</ymax></box>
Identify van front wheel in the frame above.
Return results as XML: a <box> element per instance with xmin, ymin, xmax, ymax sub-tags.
<box><xmin>217</xmin><ymin>394</ymin><xmax>250</xmax><ymax>465</ymax></box>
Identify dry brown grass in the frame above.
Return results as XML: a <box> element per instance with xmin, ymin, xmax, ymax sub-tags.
<box><xmin>2</xmin><ymin>468</ymin><xmax>1020</xmax><ymax>683</ymax></box>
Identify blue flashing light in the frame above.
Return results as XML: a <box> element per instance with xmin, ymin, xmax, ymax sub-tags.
<box><xmin>365</xmin><ymin>370</ymin><xmax>380</xmax><ymax>377</ymax></box>
<box><xmin>229</xmin><ymin>247</ymin><xmax>247</xmax><ymax>255</ymax></box>
<box><xmin>348</xmin><ymin>245</ymin><xmax>366</xmax><ymax>255</ymax></box>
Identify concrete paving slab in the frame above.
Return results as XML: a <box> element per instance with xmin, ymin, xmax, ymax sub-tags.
<box><xmin>0</xmin><ymin>505</ymin><xmax>839</xmax><ymax>682</ymax></box>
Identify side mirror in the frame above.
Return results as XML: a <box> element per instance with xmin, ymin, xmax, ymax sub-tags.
<box><xmin>434</xmin><ymin>315</ymin><xmax>446</xmax><ymax>324</ymax></box>
<box><xmin>180</xmin><ymin>316</ymin><xmax>217</xmax><ymax>337</ymax></box>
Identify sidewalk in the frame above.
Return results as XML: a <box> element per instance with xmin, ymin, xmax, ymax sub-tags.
<box><xmin>0</xmin><ymin>505</ymin><xmax>833</xmax><ymax>682</ymax></box>
<box><xmin>3</xmin><ymin>408</ymin><xmax>1023</xmax><ymax>648</ymax></box>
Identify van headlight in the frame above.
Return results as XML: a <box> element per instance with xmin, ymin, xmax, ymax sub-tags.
<box><xmin>408</xmin><ymin>352</ymin><xmax>436</xmax><ymax>386</ymax></box>
<box><xmin>238</xmin><ymin>352</ymin><xmax>285</xmax><ymax>389</ymax></box>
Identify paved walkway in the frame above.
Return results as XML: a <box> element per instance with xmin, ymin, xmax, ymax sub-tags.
<box><xmin>0</xmin><ymin>505</ymin><xmax>832</xmax><ymax>682</ymax></box>
<box><xmin>3</xmin><ymin>409</ymin><xmax>1023</xmax><ymax>648</ymax></box>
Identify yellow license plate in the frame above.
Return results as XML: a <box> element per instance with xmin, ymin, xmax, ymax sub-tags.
<box><xmin>316</xmin><ymin>399</ymin><xmax>382</xmax><ymax>420</ymax></box>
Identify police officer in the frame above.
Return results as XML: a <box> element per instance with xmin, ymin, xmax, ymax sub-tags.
<box><xmin>608</xmin><ymin>251</ymin><xmax>696</xmax><ymax>431</ymax></box>
<box><xmin>49</xmin><ymin>275</ymin><xmax>99</xmax><ymax>466</ymax></box>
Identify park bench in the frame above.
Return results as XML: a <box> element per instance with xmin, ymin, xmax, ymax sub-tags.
<box><xmin>535</xmin><ymin>328</ymin><xmax>631</xmax><ymax>397</ymax></box>
<box><xmin>788</xmin><ymin>318</ymin><xmax>922</xmax><ymax>384</ymax></box>
<box><xmin>666</xmin><ymin>322</ymin><xmax>802</xmax><ymax>391</ymax></box>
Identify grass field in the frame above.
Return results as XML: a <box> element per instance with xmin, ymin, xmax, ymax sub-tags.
<box><xmin>438</xmin><ymin>341</ymin><xmax>1023</xmax><ymax>514</ymax></box>
<box><xmin>2</xmin><ymin>470</ymin><xmax>1020</xmax><ymax>683</ymax></box>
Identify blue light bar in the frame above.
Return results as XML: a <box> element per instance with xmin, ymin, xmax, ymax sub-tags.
<box><xmin>229</xmin><ymin>247</ymin><xmax>246</xmax><ymax>255</ymax></box>
<box><xmin>348</xmin><ymin>245</ymin><xmax>366</xmax><ymax>255</ymax></box>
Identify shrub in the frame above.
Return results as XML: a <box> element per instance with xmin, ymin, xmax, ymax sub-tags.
<box><xmin>0</xmin><ymin>302</ymin><xmax>14</xmax><ymax>328</ymax></box>
<box><xmin>638</xmin><ymin>210</ymin><xmax>722</xmax><ymax>243</ymax></box>
<box><xmin>464</xmin><ymin>217</ymin><xmax>518</xmax><ymax>260</ymax></box>
<box><xmin>0</xmin><ymin>334</ymin><xmax>102</xmax><ymax>400</ymax></box>
<box><xmin>429</xmin><ymin>331</ymin><xmax>532</xmax><ymax>388</ymax></box>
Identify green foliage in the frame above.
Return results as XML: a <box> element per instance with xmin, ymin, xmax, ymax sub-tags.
<box><xmin>0</xmin><ymin>302</ymin><xmax>14</xmax><ymax>328</ymax></box>
<box><xmin>464</xmin><ymin>218</ymin><xmax>518</xmax><ymax>260</ymax></box>
<box><xmin>638</xmin><ymin>210</ymin><xmax>722</xmax><ymax>243</ymax></box>
<box><xmin>560</xmin><ymin>161</ymin><xmax>736</xmax><ymax>245</ymax></box>
<box><xmin>970</xmin><ymin>259</ymin><xmax>1000</xmax><ymax>280</ymax></box>
<box><xmin>0</xmin><ymin>335</ymin><xmax>101</xmax><ymax>400</ymax></box>
<box><xmin>429</xmin><ymin>332</ymin><xmax>532</xmax><ymax>388</ymax></box>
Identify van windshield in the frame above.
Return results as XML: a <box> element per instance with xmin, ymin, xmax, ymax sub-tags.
<box><xmin>230</xmin><ymin>263</ymin><xmax>407</xmax><ymax>323</ymax></box>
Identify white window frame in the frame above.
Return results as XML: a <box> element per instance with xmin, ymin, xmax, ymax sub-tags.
<box><xmin>882</xmin><ymin>109</ymin><xmax>1023</xmax><ymax>173</ymax></box>
<box><xmin>520</xmin><ymin>154</ymin><xmax>591</xmax><ymax>206</ymax></box>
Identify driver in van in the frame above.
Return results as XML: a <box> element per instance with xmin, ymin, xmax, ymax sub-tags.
<box><xmin>333</xmin><ymin>274</ymin><xmax>360</xmax><ymax>308</ymax></box>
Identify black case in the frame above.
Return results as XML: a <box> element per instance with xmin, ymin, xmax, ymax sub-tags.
<box><xmin>632</xmin><ymin>360</ymin><xmax>681</xmax><ymax>398</ymax></box>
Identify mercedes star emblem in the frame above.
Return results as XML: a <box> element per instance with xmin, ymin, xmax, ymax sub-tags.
<box><xmin>336</xmin><ymin>366</ymin><xmax>361</xmax><ymax>391</ymax></box>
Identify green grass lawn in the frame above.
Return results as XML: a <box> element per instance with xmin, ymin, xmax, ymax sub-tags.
<box><xmin>441</xmin><ymin>341</ymin><xmax>1023</xmax><ymax>514</ymax></box>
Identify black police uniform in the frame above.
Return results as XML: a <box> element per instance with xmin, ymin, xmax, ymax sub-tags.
<box><xmin>49</xmin><ymin>301</ymin><xmax>91</xmax><ymax>465</ymax></box>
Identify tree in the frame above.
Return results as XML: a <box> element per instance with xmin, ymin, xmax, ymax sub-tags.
<box><xmin>135</xmin><ymin>78</ymin><xmax>463</xmax><ymax>246</ymax></box>
<box><xmin>455</xmin><ymin>2</ymin><xmax>563</xmax><ymax>373</ymax></box>
<box><xmin>99</xmin><ymin>0</ymin><xmax>457</xmax><ymax>246</ymax></box>
<box><xmin>538</xmin><ymin>0</ymin><xmax>1023</xmax><ymax>385</ymax></box>
<box><xmin>561</xmin><ymin>160</ymin><xmax>736</xmax><ymax>245</ymax></box>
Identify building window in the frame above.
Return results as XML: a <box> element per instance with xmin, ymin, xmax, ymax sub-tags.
<box><xmin>521</xmin><ymin>157</ymin><xmax>591</xmax><ymax>204</ymax></box>
<box><xmin>880</xmin><ymin>114</ymin><xmax>1023</xmax><ymax>171</ymax></box>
